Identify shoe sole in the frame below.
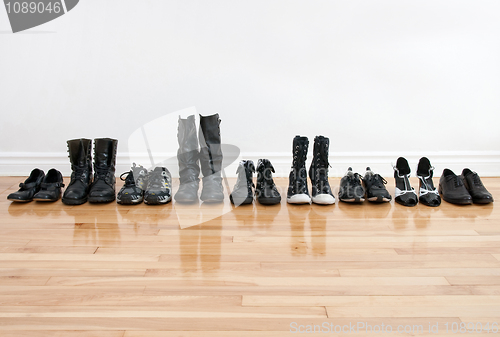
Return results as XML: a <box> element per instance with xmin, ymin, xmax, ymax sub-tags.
<box><xmin>7</xmin><ymin>198</ymin><xmax>32</xmax><ymax>203</ymax></box>
<box><xmin>395</xmin><ymin>198</ymin><xmax>418</xmax><ymax>207</ymax></box>
<box><xmin>230</xmin><ymin>196</ymin><xmax>254</xmax><ymax>205</ymax></box>
<box><xmin>257</xmin><ymin>197</ymin><xmax>281</xmax><ymax>205</ymax></box>
<box><xmin>33</xmin><ymin>198</ymin><xmax>58</xmax><ymax>202</ymax></box>
<box><xmin>287</xmin><ymin>194</ymin><xmax>311</xmax><ymax>204</ymax></box>
<box><xmin>311</xmin><ymin>194</ymin><xmax>335</xmax><ymax>205</ymax></box>
<box><xmin>117</xmin><ymin>198</ymin><xmax>143</xmax><ymax>205</ymax></box>
<box><xmin>62</xmin><ymin>197</ymin><xmax>88</xmax><ymax>205</ymax></box>
<box><xmin>472</xmin><ymin>198</ymin><xmax>494</xmax><ymax>204</ymax></box>
<box><xmin>89</xmin><ymin>196</ymin><xmax>116</xmax><ymax>203</ymax></box>
<box><xmin>144</xmin><ymin>197</ymin><xmax>172</xmax><ymax>205</ymax></box>
<box><xmin>340</xmin><ymin>198</ymin><xmax>365</xmax><ymax>203</ymax></box>
<box><xmin>367</xmin><ymin>196</ymin><xmax>391</xmax><ymax>203</ymax></box>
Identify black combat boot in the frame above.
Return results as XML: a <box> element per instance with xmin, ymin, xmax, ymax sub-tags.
<box><xmin>62</xmin><ymin>139</ymin><xmax>93</xmax><ymax>205</ymax></box>
<box><xmin>88</xmin><ymin>138</ymin><xmax>118</xmax><ymax>203</ymax></box>
<box><xmin>230</xmin><ymin>160</ymin><xmax>255</xmax><ymax>206</ymax></box>
<box><xmin>287</xmin><ymin>136</ymin><xmax>311</xmax><ymax>204</ymax></box>
<box><xmin>175</xmin><ymin>115</ymin><xmax>200</xmax><ymax>203</ymax></box>
<box><xmin>309</xmin><ymin>136</ymin><xmax>335</xmax><ymax>205</ymax></box>
<box><xmin>256</xmin><ymin>159</ymin><xmax>281</xmax><ymax>205</ymax></box>
<box><xmin>199</xmin><ymin>113</ymin><xmax>224</xmax><ymax>203</ymax></box>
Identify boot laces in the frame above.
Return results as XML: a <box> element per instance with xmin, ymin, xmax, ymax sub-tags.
<box><xmin>95</xmin><ymin>166</ymin><xmax>110</xmax><ymax>181</ymax></box>
<box><xmin>292</xmin><ymin>144</ymin><xmax>308</xmax><ymax>193</ymax></box>
<box><xmin>314</xmin><ymin>141</ymin><xmax>331</xmax><ymax>188</ymax></box>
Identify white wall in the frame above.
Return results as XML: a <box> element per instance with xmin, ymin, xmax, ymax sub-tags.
<box><xmin>1</xmin><ymin>0</ymin><xmax>499</xmax><ymax>177</ymax></box>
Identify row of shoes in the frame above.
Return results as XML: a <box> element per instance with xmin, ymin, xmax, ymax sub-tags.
<box><xmin>8</xmin><ymin>138</ymin><xmax>119</xmax><ymax>204</ymax></box>
<box><xmin>393</xmin><ymin>157</ymin><xmax>493</xmax><ymax>206</ymax></box>
<box><xmin>285</xmin><ymin>135</ymin><xmax>393</xmax><ymax>205</ymax></box>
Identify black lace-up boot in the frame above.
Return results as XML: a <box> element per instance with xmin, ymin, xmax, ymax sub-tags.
<box><xmin>62</xmin><ymin>139</ymin><xmax>93</xmax><ymax>205</ymax></box>
<box><xmin>199</xmin><ymin>113</ymin><xmax>224</xmax><ymax>203</ymax></box>
<box><xmin>230</xmin><ymin>160</ymin><xmax>255</xmax><ymax>206</ymax></box>
<box><xmin>256</xmin><ymin>159</ymin><xmax>281</xmax><ymax>205</ymax></box>
<box><xmin>308</xmin><ymin>136</ymin><xmax>335</xmax><ymax>205</ymax></box>
<box><xmin>175</xmin><ymin>115</ymin><xmax>200</xmax><ymax>203</ymax></box>
<box><xmin>88</xmin><ymin>138</ymin><xmax>118</xmax><ymax>203</ymax></box>
<box><xmin>416</xmin><ymin>157</ymin><xmax>441</xmax><ymax>207</ymax></box>
<box><xmin>287</xmin><ymin>136</ymin><xmax>311</xmax><ymax>204</ymax></box>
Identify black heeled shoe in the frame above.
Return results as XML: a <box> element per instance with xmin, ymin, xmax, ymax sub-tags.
<box><xmin>416</xmin><ymin>157</ymin><xmax>441</xmax><ymax>207</ymax></box>
<box><xmin>393</xmin><ymin>157</ymin><xmax>418</xmax><ymax>207</ymax></box>
<box><xmin>7</xmin><ymin>168</ymin><xmax>45</xmax><ymax>202</ymax></box>
<box><xmin>33</xmin><ymin>169</ymin><xmax>65</xmax><ymax>202</ymax></box>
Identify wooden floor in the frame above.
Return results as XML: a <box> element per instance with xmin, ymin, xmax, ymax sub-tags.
<box><xmin>0</xmin><ymin>176</ymin><xmax>499</xmax><ymax>336</ymax></box>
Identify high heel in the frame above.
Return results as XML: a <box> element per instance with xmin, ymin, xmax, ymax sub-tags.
<box><xmin>393</xmin><ymin>157</ymin><xmax>418</xmax><ymax>207</ymax></box>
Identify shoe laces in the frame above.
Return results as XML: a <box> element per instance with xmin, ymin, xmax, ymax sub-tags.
<box><xmin>94</xmin><ymin>166</ymin><xmax>110</xmax><ymax>180</ymax></box>
<box><xmin>446</xmin><ymin>175</ymin><xmax>463</xmax><ymax>188</ymax></box>
<box><xmin>258</xmin><ymin>161</ymin><xmax>277</xmax><ymax>190</ymax></box>
<box><xmin>367</xmin><ymin>173</ymin><xmax>387</xmax><ymax>188</ymax></box>
<box><xmin>147</xmin><ymin>169</ymin><xmax>170</xmax><ymax>189</ymax></box>
<box><xmin>472</xmin><ymin>173</ymin><xmax>483</xmax><ymax>187</ymax></box>
<box><xmin>120</xmin><ymin>171</ymin><xmax>136</xmax><ymax>187</ymax></box>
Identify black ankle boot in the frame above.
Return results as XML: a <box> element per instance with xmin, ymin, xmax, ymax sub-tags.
<box><xmin>62</xmin><ymin>139</ymin><xmax>93</xmax><ymax>205</ymax></box>
<box><xmin>175</xmin><ymin>115</ymin><xmax>200</xmax><ymax>203</ymax></box>
<box><xmin>88</xmin><ymin>138</ymin><xmax>118</xmax><ymax>203</ymax></box>
<box><xmin>287</xmin><ymin>136</ymin><xmax>311</xmax><ymax>204</ymax></box>
<box><xmin>199</xmin><ymin>113</ymin><xmax>224</xmax><ymax>203</ymax></box>
<box><xmin>256</xmin><ymin>159</ymin><xmax>281</xmax><ymax>205</ymax></box>
<box><xmin>417</xmin><ymin>157</ymin><xmax>441</xmax><ymax>207</ymax></box>
<box><xmin>309</xmin><ymin>136</ymin><xmax>335</xmax><ymax>205</ymax></box>
<box><xmin>393</xmin><ymin>157</ymin><xmax>418</xmax><ymax>207</ymax></box>
<box><xmin>230</xmin><ymin>160</ymin><xmax>255</xmax><ymax>206</ymax></box>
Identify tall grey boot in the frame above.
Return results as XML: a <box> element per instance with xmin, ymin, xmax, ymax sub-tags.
<box><xmin>199</xmin><ymin>113</ymin><xmax>224</xmax><ymax>203</ymax></box>
<box><xmin>175</xmin><ymin>115</ymin><xmax>200</xmax><ymax>203</ymax></box>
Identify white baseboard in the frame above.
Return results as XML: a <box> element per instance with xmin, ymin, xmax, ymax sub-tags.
<box><xmin>1</xmin><ymin>151</ymin><xmax>499</xmax><ymax>178</ymax></box>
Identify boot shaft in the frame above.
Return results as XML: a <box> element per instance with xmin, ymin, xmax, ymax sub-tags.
<box><xmin>93</xmin><ymin>138</ymin><xmax>118</xmax><ymax>185</ymax></box>
<box><xmin>309</xmin><ymin>135</ymin><xmax>330</xmax><ymax>180</ymax></box>
<box><xmin>199</xmin><ymin>113</ymin><xmax>223</xmax><ymax>176</ymax></box>
<box><xmin>67</xmin><ymin>138</ymin><xmax>92</xmax><ymax>171</ymax></box>
<box><xmin>177</xmin><ymin>115</ymin><xmax>200</xmax><ymax>183</ymax></box>
<box><xmin>288</xmin><ymin>136</ymin><xmax>309</xmax><ymax>195</ymax></box>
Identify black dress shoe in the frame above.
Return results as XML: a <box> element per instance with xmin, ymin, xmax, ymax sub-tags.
<box><xmin>461</xmin><ymin>169</ymin><xmax>494</xmax><ymax>204</ymax></box>
<box><xmin>7</xmin><ymin>168</ymin><xmax>45</xmax><ymax>202</ymax></box>
<box><xmin>33</xmin><ymin>169</ymin><xmax>65</xmax><ymax>202</ymax></box>
<box><xmin>416</xmin><ymin>157</ymin><xmax>441</xmax><ymax>207</ymax></box>
<box><xmin>438</xmin><ymin>169</ymin><xmax>472</xmax><ymax>205</ymax></box>
<box><xmin>393</xmin><ymin>157</ymin><xmax>418</xmax><ymax>207</ymax></box>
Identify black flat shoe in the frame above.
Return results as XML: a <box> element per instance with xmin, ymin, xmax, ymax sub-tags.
<box><xmin>7</xmin><ymin>168</ymin><xmax>45</xmax><ymax>202</ymax></box>
<box><xmin>461</xmin><ymin>168</ymin><xmax>494</xmax><ymax>204</ymax></box>
<box><xmin>393</xmin><ymin>157</ymin><xmax>418</xmax><ymax>207</ymax></box>
<box><xmin>439</xmin><ymin>169</ymin><xmax>472</xmax><ymax>205</ymax></box>
<box><xmin>33</xmin><ymin>169</ymin><xmax>65</xmax><ymax>202</ymax></box>
<box><xmin>416</xmin><ymin>157</ymin><xmax>441</xmax><ymax>207</ymax></box>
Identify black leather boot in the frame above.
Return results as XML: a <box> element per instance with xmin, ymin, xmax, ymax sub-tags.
<box><xmin>88</xmin><ymin>138</ymin><xmax>118</xmax><ymax>203</ymax></box>
<box><xmin>287</xmin><ymin>136</ymin><xmax>311</xmax><ymax>204</ymax></box>
<box><xmin>230</xmin><ymin>160</ymin><xmax>255</xmax><ymax>206</ymax></box>
<box><xmin>62</xmin><ymin>139</ymin><xmax>93</xmax><ymax>205</ymax></box>
<box><xmin>309</xmin><ymin>136</ymin><xmax>335</xmax><ymax>205</ymax></box>
<box><xmin>175</xmin><ymin>115</ymin><xmax>200</xmax><ymax>203</ymax></box>
<box><xmin>199</xmin><ymin>113</ymin><xmax>224</xmax><ymax>203</ymax></box>
<box><xmin>256</xmin><ymin>159</ymin><xmax>281</xmax><ymax>205</ymax></box>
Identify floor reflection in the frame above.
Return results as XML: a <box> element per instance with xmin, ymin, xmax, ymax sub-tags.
<box><xmin>178</xmin><ymin>201</ymin><xmax>223</xmax><ymax>275</ymax></box>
